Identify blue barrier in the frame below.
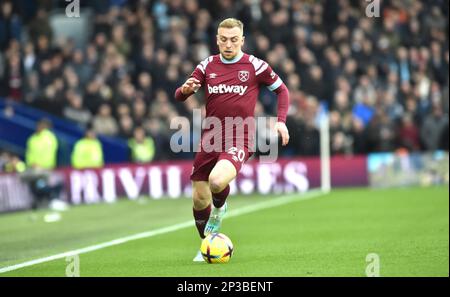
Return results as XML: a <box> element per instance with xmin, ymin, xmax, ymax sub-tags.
<box><xmin>0</xmin><ymin>98</ymin><xmax>129</xmax><ymax>165</ymax></box>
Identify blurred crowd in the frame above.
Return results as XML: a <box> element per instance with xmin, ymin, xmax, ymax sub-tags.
<box><xmin>0</xmin><ymin>0</ymin><xmax>448</xmax><ymax>161</ymax></box>
<box><xmin>0</xmin><ymin>149</ymin><xmax>26</xmax><ymax>173</ymax></box>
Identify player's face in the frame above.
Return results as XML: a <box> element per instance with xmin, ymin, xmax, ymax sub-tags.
<box><xmin>217</xmin><ymin>27</ymin><xmax>245</xmax><ymax>60</ymax></box>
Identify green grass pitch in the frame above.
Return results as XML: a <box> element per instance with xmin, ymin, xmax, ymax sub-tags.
<box><xmin>0</xmin><ymin>187</ymin><xmax>448</xmax><ymax>276</ymax></box>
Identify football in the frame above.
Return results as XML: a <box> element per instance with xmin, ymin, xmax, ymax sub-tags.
<box><xmin>200</xmin><ymin>233</ymin><xmax>234</xmax><ymax>264</ymax></box>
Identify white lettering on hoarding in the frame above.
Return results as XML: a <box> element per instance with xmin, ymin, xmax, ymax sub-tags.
<box><xmin>283</xmin><ymin>162</ymin><xmax>309</xmax><ymax>193</ymax></box>
<box><xmin>83</xmin><ymin>171</ymin><xmax>101</xmax><ymax>204</ymax></box>
<box><xmin>70</xmin><ymin>171</ymin><xmax>101</xmax><ymax>204</ymax></box>
<box><xmin>66</xmin><ymin>161</ymin><xmax>313</xmax><ymax>204</ymax></box>
<box><xmin>118</xmin><ymin>168</ymin><xmax>146</xmax><ymax>200</ymax></box>
<box><xmin>167</xmin><ymin>166</ymin><xmax>182</xmax><ymax>198</ymax></box>
<box><xmin>102</xmin><ymin>169</ymin><xmax>116</xmax><ymax>203</ymax></box>
<box><xmin>229</xmin><ymin>178</ymin><xmax>237</xmax><ymax>195</ymax></box>
<box><xmin>238</xmin><ymin>164</ymin><xmax>254</xmax><ymax>194</ymax></box>
<box><xmin>70</xmin><ymin>172</ymin><xmax>82</xmax><ymax>204</ymax></box>
<box><xmin>257</xmin><ymin>163</ymin><xmax>283</xmax><ymax>194</ymax></box>
<box><xmin>148</xmin><ymin>167</ymin><xmax>163</xmax><ymax>199</ymax></box>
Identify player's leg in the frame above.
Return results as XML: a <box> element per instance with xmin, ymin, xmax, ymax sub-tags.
<box><xmin>190</xmin><ymin>150</ymin><xmax>219</xmax><ymax>262</ymax></box>
<box><xmin>190</xmin><ymin>148</ymin><xmax>218</xmax><ymax>238</ymax></box>
<box><xmin>192</xmin><ymin>180</ymin><xmax>212</xmax><ymax>239</ymax></box>
<box><xmin>208</xmin><ymin>159</ymin><xmax>236</xmax><ymax>206</ymax></box>
<box><xmin>192</xmin><ymin>181</ymin><xmax>213</xmax><ymax>262</ymax></box>
<box><xmin>204</xmin><ymin>159</ymin><xmax>238</xmax><ymax>235</ymax></box>
<box><xmin>210</xmin><ymin>144</ymin><xmax>252</xmax><ymax>208</ymax></box>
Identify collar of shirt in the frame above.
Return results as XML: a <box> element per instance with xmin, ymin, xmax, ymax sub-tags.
<box><xmin>219</xmin><ymin>51</ymin><xmax>244</xmax><ymax>64</ymax></box>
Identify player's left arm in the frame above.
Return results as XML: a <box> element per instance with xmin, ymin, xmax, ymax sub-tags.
<box><xmin>257</xmin><ymin>63</ymin><xmax>290</xmax><ymax>146</ymax></box>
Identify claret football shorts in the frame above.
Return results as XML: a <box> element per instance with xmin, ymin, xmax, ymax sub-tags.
<box><xmin>190</xmin><ymin>145</ymin><xmax>253</xmax><ymax>181</ymax></box>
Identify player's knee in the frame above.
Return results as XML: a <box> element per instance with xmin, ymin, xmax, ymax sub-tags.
<box><xmin>208</xmin><ymin>175</ymin><xmax>225</xmax><ymax>193</ymax></box>
<box><xmin>192</xmin><ymin>189</ymin><xmax>209</xmax><ymax>208</ymax></box>
<box><xmin>193</xmin><ymin>189</ymin><xmax>207</xmax><ymax>202</ymax></box>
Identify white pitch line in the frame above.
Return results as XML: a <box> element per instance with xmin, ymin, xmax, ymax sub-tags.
<box><xmin>0</xmin><ymin>189</ymin><xmax>328</xmax><ymax>274</ymax></box>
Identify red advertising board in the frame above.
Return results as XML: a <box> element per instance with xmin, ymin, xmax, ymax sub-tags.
<box><xmin>55</xmin><ymin>156</ymin><xmax>368</xmax><ymax>204</ymax></box>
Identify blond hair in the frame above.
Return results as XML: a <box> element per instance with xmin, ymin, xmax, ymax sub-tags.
<box><xmin>218</xmin><ymin>18</ymin><xmax>244</xmax><ymax>33</ymax></box>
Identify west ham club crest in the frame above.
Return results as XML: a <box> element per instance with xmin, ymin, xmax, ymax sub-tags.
<box><xmin>238</xmin><ymin>70</ymin><xmax>249</xmax><ymax>82</ymax></box>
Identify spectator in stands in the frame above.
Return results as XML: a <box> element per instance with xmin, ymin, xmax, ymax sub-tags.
<box><xmin>302</xmin><ymin>65</ymin><xmax>326</xmax><ymax>102</ymax></box>
<box><xmin>137</xmin><ymin>72</ymin><xmax>153</xmax><ymax>102</ymax></box>
<box><xmin>71</xmin><ymin>128</ymin><xmax>104</xmax><ymax>169</ymax></box>
<box><xmin>3</xmin><ymin>51</ymin><xmax>23</xmax><ymax>101</ymax></box>
<box><xmin>23</xmin><ymin>71</ymin><xmax>41</xmax><ymax>104</ymax></box>
<box><xmin>421</xmin><ymin>105</ymin><xmax>449</xmax><ymax>151</ymax></box>
<box><xmin>329</xmin><ymin>111</ymin><xmax>352</xmax><ymax>155</ymax></box>
<box><xmin>0</xmin><ymin>0</ymin><xmax>22</xmax><ymax>51</ymax></box>
<box><xmin>144</xmin><ymin>117</ymin><xmax>170</xmax><ymax>160</ymax></box>
<box><xmin>63</xmin><ymin>90</ymin><xmax>92</xmax><ymax>128</ymax></box>
<box><xmin>69</xmin><ymin>48</ymin><xmax>93</xmax><ymax>86</ymax></box>
<box><xmin>440</xmin><ymin>121</ymin><xmax>449</xmax><ymax>151</ymax></box>
<box><xmin>298</xmin><ymin>118</ymin><xmax>320</xmax><ymax>156</ymax></box>
<box><xmin>92</xmin><ymin>103</ymin><xmax>119</xmax><ymax>136</ymax></box>
<box><xmin>3</xmin><ymin>154</ymin><xmax>26</xmax><ymax>173</ymax></box>
<box><xmin>118</xmin><ymin>114</ymin><xmax>135</xmax><ymax>139</ymax></box>
<box><xmin>398</xmin><ymin>113</ymin><xmax>421</xmax><ymax>152</ymax></box>
<box><xmin>1</xmin><ymin>0</ymin><xmax>447</xmax><ymax>161</ymax></box>
<box><xmin>0</xmin><ymin>150</ymin><xmax>10</xmax><ymax>172</ymax></box>
<box><xmin>370</xmin><ymin>109</ymin><xmax>399</xmax><ymax>152</ymax></box>
<box><xmin>132</xmin><ymin>95</ymin><xmax>147</xmax><ymax>126</ymax></box>
<box><xmin>332</xmin><ymin>90</ymin><xmax>353</xmax><ymax>131</ymax></box>
<box><xmin>128</xmin><ymin>126</ymin><xmax>155</xmax><ymax>163</ymax></box>
<box><xmin>25</xmin><ymin>118</ymin><xmax>58</xmax><ymax>169</ymax></box>
<box><xmin>28</xmin><ymin>8</ymin><xmax>52</xmax><ymax>45</ymax></box>
<box><xmin>350</xmin><ymin>117</ymin><xmax>367</xmax><ymax>155</ymax></box>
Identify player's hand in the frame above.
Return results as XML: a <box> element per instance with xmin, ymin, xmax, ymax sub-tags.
<box><xmin>181</xmin><ymin>78</ymin><xmax>201</xmax><ymax>95</ymax></box>
<box><xmin>274</xmin><ymin>121</ymin><xmax>290</xmax><ymax>146</ymax></box>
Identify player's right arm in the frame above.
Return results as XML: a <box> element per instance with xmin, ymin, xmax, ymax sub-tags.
<box><xmin>175</xmin><ymin>77</ymin><xmax>201</xmax><ymax>99</ymax></box>
<box><xmin>174</xmin><ymin>61</ymin><xmax>206</xmax><ymax>101</ymax></box>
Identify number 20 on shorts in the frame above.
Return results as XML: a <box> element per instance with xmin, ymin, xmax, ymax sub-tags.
<box><xmin>227</xmin><ymin>147</ymin><xmax>245</xmax><ymax>163</ymax></box>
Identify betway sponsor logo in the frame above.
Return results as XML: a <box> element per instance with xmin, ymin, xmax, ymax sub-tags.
<box><xmin>207</xmin><ymin>84</ymin><xmax>248</xmax><ymax>95</ymax></box>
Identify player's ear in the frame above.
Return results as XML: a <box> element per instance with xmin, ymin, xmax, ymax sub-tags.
<box><xmin>241</xmin><ymin>35</ymin><xmax>245</xmax><ymax>46</ymax></box>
